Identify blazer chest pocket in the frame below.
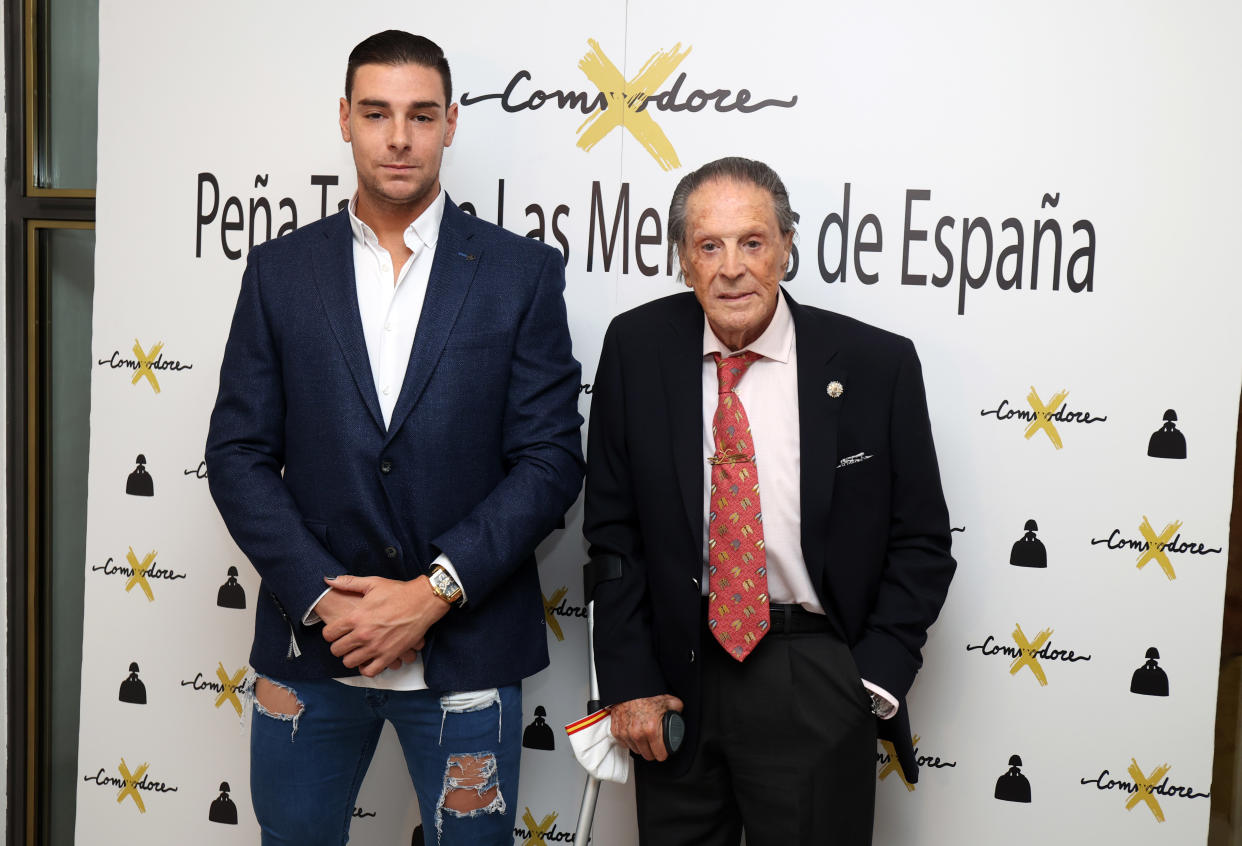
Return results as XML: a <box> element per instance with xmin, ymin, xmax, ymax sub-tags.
<box><xmin>445</xmin><ymin>330</ymin><xmax>510</xmax><ymax>352</ymax></box>
<box><xmin>835</xmin><ymin>449</ymin><xmax>879</xmax><ymax>473</ymax></box>
<box><xmin>439</xmin><ymin>331</ymin><xmax>510</xmax><ymax>397</ymax></box>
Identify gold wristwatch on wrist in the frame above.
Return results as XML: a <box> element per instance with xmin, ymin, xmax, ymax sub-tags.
<box><xmin>428</xmin><ymin>565</ymin><xmax>463</xmax><ymax>607</ymax></box>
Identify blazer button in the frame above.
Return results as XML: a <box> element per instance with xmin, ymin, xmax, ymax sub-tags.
<box><xmin>689</xmin><ymin>649</ymin><xmax>695</xmax><ymax>664</ymax></box>
<box><xmin>384</xmin><ymin>546</ymin><xmax>398</xmax><ymax>559</ymax></box>
<box><xmin>380</xmin><ymin>459</ymin><xmax>392</xmax><ymax>474</ymax></box>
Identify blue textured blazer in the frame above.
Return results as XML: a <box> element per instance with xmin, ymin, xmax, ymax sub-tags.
<box><xmin>206</xmin><ymin>199</ymin><xmax>584</xmax><ymax>690</ymax></box>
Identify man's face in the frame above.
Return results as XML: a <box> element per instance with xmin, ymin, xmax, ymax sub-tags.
<box><xmin>339</xmin><ymin>62</ymin><xmax>457</xmax><ymax>215</ymax></box>
<box><xmin>681</xmin><ymin>178</ymin><xmax>792</xmax><ymax>351</ymax></box>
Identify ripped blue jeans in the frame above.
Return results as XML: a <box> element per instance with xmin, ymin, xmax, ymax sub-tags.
<box><xmin>250</xmin><ymin>675</ymin><xmax>520</xmax><ymax>845</ymax></box>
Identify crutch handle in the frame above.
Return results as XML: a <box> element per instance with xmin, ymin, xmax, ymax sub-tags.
<box><xmin>662</xmin><ymin>711</ymin><xmax>685</xmax><ymax>755</ymax></box>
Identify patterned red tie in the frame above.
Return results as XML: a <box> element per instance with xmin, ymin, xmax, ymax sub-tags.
<box><xmin>707</xmin><ymin>351</ymin><xmax>769</xmax><ymax>662</ymax></box>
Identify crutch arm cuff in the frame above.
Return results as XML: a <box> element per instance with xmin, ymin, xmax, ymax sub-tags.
<box><xmin>583</xmin><ymin>555</ymin><xmax>624</xmax><ymax>603</ymax></box>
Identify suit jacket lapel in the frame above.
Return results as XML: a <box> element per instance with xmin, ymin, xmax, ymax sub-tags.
<box><xmin>310</xmin><ymin>211</ymin><xmax>385</xmax><ymax>432</ymax></box>
<box><xmin>385</xmin><ymin>200</ymin><xmax>480</xmax><ymax>444</ymax></box>
<box><xmin>789</xmin><ymin>291</ymin><xmax>845</xmax><ymax>590</ymax></box>
<box><xmin>662</xmin><ymin>294</ymin><xmax>706</xmax><ymax>551</ymax></box>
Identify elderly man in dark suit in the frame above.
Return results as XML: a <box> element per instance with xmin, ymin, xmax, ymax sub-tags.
<box><xmin>584</xmin><ymin>157</ymin><xmax>955</xmax><ymax>845</ymax></box>
<box><xmin>206</xmin><ymin>31</ymin><xmax>583</xmax><ymax>846</ymax></box>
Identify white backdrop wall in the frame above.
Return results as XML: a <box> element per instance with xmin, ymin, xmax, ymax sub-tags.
<box><xmin>78</xmin><ymin>2</ymin><xmax>1241</xmax><ymax>843</ymax></box>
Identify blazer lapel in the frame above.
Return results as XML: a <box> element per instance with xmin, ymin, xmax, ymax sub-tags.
<box><xmin>789</xmin><ymin>292</ymin><xmax>845</xmax><ymax>589</ymax></box>
<box><xmin>385</xmin><ymin>200</ymin><xmax>480</xmax><ymax>444</ymax></box>
<box><xmin>310</xmin><ymin>212</ymin><xmax>385</xmax><ymax>432</ymax></box>
<box><xmin>662</xmin><ymin>294</ymin><xmax>707</xmax><ymax>554</ymax></box>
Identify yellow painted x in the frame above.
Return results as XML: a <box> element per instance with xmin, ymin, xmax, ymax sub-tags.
<box><xmin>125</xmin><ymin>547</ymin><xmax>157</xmax><ymax>602</ymax></box>
<box><xmin>1137</xmin><ymin>516</ymin><xmax>1182</xmax><ymax>581</ymax></box>
<box><xmin>521</xmin><ymin>807</ymin><xmax>558</xmax><ymax>846</ymax></box>
<box><xmin>117</xmin><ymin>758</ymin><xmax>149</xmax><ymax>813</ymax></box>
<box><xmin>131</xmin><ymin>339</ymin><xmax>164</xmax><ymax>394</ymax></box>
<box><xmin>214</xmin><ymin>663</ymin><xmax>248</xmax><ymax>715</ymax></box>
<box><xmin>576</xmin><ymin>40</ymin><xmax>690</xmax><ymax>171</ymax></box>
<box><xmin>877</xmin><ymin>736</ymin><xmax>917</xmax><ymax>792</ymax></box>
<box><xmin>543</xmin><ymin>586</ymin><xmax>568</xmax><ymax>642</ymax></box>
<box><xmin>1023</xmin><ymin>387</ymin><xmax>1068</xmax><ymax>449</ymax></box>
<box><xmin>1125</xmin><ymin>758</ymin><xmax>1170</xmax><ymax>822</ymax></box>
<box><xmin>1009</xmin><ymin>624</ymin><xmax>1053</xmax><ymax>686</ymax></box>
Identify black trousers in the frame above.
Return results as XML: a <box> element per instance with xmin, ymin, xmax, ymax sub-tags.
<box><xmin>634</xmin><ymin>619</ymin><xmax>877</xmax><ymax>846</ymax></box>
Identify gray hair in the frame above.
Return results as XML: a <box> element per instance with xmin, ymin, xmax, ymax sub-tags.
<box><xmin>667</xmin><ymin>156</ymin><xmax>796</xmax><ymax>271</ymax></box>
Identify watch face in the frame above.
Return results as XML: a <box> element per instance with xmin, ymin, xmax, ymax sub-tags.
<box><xmin>432</xmin><ymin>570</ymin><xmax>460</xmax><ymax>601</ymax></box>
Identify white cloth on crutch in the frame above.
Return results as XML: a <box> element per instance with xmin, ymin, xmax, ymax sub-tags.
<box><xmin>564</xmin><ymin>709</ymin><xmax>630</xmax><ymax>784</ymax></box>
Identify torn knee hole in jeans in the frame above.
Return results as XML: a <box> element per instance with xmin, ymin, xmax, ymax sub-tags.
<box><xmin>435</xmin><ymin>752</ymin><xmax>506</xmax><ymax>834</ymax></box>
<box><xmin>252</xmin><ymin>676</ymin><xmax>305</xmax><ymax>739</ymax></box>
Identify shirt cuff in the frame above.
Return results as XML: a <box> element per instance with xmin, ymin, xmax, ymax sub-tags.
<box><xmin>304</xmin><ymin>587</ymin><xmax>333</xmax><ymax>626</ymax></box>
<box><xmin>432</xmin><ymin>553</ymin><xmax>467</xmax><ymax>605</ymax></box>
<box><xmin>862</xmin><ymin>679</ymin><xmax>900</xmax><ymax>719</ymax></box>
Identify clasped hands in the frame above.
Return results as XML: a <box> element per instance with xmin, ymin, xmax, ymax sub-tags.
<box><xmin>315</xmin><ymin>574</ymin><xmax>450</xmax><ymax>677</ymax></box>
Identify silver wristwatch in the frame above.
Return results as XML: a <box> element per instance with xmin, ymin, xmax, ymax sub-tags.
<box><xmin>428</xmin><ymin>566</ymin><xmax>463</xmax><ymax>607</ymax></box>
<box><xmin>869</xmin><ymin>690</ymin><xmax>896</xmax><ymax>719</ymax></box>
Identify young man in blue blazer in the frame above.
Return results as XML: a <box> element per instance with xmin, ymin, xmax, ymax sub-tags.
<box><xmin>206</xmin><ymin>30</ymin><xmax>583</xmax><ymax>845</ymax></box>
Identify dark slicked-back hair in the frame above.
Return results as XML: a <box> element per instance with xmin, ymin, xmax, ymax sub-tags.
<box><xmin>668</xmin><ymin>156</ymin><xmax>796</xmax><ymax>266</ymax></box>
<box><xmin>345</xmin><ymin>30</ymin><xmax>452</xmax><ymax>105</ymax></box>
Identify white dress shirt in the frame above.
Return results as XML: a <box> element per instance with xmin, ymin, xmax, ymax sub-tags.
<box><xmin>700</xmin><ymin>295</ymin><xmax>897</xmax><ymax>716</ymax></box>
<box><xmin>305</xmin><ymin>190</ymin><xmax>462</xmax><ymax>691</ymax></box>
<box><xmin>352</xmin><ymin>191</ymin><xmax>442</xmax><ymax>429</ymax></box>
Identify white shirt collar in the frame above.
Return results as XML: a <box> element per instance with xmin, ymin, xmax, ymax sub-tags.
<box><xmin>347</xmin><ymin>188</ymin><xmax>445</xmax><ymax>254</ymax></box>
<box><xmin>701</xmin><ymin>290</ymin><xmax>794</xmax><ymax>364</ymax></box>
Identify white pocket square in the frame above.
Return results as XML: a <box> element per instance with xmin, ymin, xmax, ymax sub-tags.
<box><xmin>836</xmin><ymin>451</ymin><xmax>874</xmax><ymax>469</ymax></box>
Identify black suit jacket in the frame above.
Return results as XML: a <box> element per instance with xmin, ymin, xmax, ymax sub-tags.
<box><xmin>583</xmin><ymin>289</ymin><xmax>954</xmax><ymax>781</ymax></box>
